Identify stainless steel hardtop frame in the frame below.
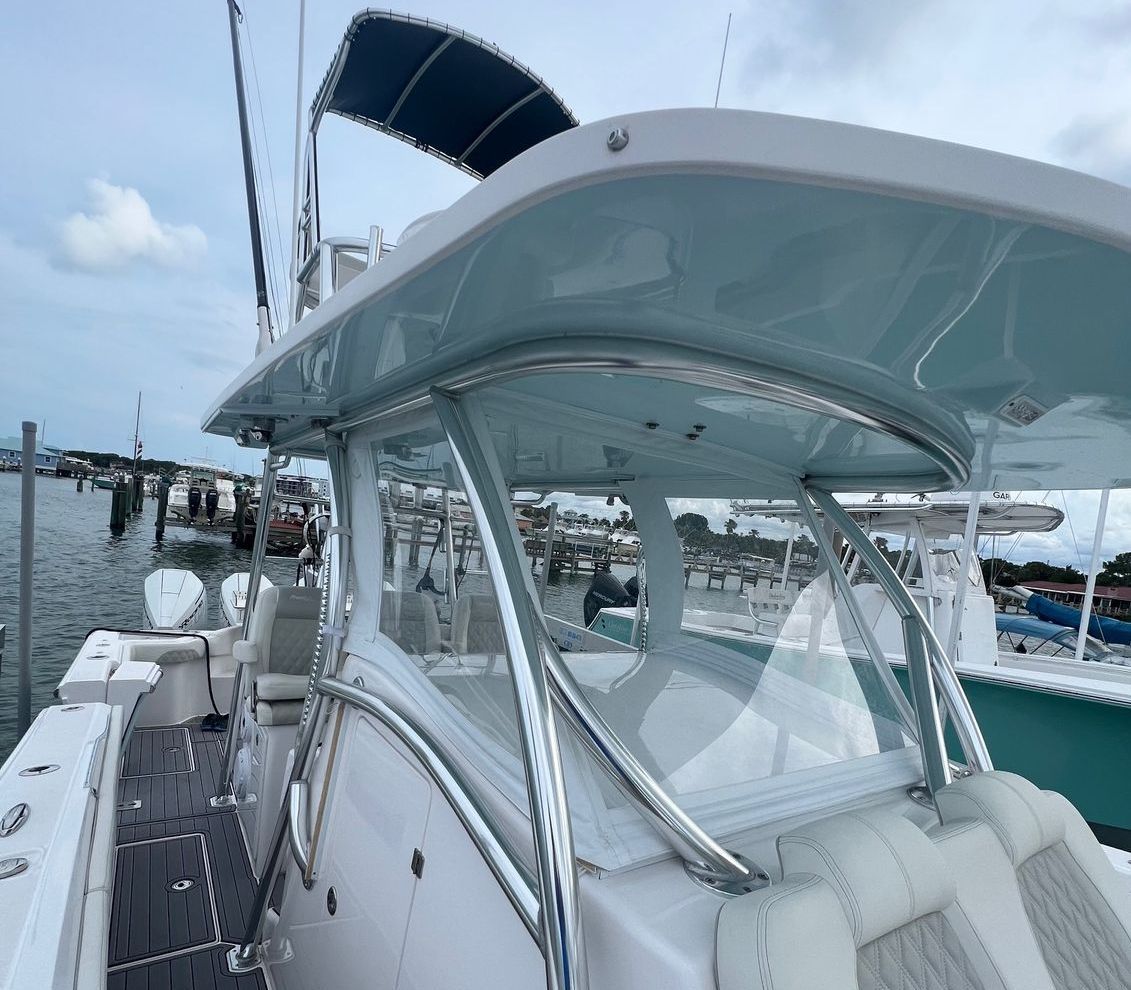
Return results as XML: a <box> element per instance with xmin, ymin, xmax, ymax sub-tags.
<box><xmin>211</xmin><ymin>104</ymin><xmax>1131</xmax><ymax>990</ymax></box>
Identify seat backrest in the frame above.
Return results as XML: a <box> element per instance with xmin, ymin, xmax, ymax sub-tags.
<box><xmin>380</xmin><ymin>591</ymin><xmax>442</xmax><ymax>655</ymax></box>
<box><xmin>718</xmin><ymin>806</ymin><xmax>1050</xmax><ymax>990</ymax></box>
<box><xmin>246</xmin><ymin>585</ymin><xmax>322</xmax><ymax>676</ymax></box>
<box><xmin>938</xmin><ymin>771</ymin><xmax>1131</xmax><ymax>990</ymax></box>
<box><xmin>450</xmin><ymin>593</ymin><xmax>505</xmax><ymax>655</ymax></box>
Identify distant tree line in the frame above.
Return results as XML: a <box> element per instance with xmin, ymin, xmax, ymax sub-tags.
<box><xmin>984</xmin><ymin>551</ymin><xmax>1131</xmax><ymax>589</ymax></box>
<box><xmin>673</xmin><ymin>511</ymin><xmax>819</xmax><ymax>563</ymax></box>
<box><xmin>65</xmin><ymin>449</ymin><xmax>182</xmax><ymax>476</ymax></box>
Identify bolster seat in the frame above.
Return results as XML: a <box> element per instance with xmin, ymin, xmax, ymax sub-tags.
<box><xmin>449</xmin><ymin>593</ymin><xmax>505</xmax><ymax>655</ymax></box>
<box><xmin>717</xmin><ymin>806</ymin><xmax>1054</xmax><ymax>990</ymax></box>
<box><xmin>236</xmin><ymin>586</ymin><xmax>322</xmax><ymax>726</ymax></box>
<box><xmin>937</xmin><ymin>770</ymin><xmax>1131</xmax><ymax>990</ymax></box>
<box><xmin>380</xmin><ymin>590</ymin><xmax>442</xmax><ymax>655</ymax></box>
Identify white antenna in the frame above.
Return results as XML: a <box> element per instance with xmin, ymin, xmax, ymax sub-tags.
<box><xmin>714</xmin><ymin>12</ymin><xmax>733</xmax><ymax>109</ymax></box>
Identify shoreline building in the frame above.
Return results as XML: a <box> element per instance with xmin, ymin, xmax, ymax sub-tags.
<box><xmin>0</xmin><ymin>436</ymin><xmax>63</xmax><ymax>473</ymax></box>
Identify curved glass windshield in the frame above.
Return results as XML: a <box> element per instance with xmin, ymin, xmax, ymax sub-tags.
<box><xmin>541</xmin><ymin>494</ymin><xmax>914</xmax><ymax>808</ymax></box>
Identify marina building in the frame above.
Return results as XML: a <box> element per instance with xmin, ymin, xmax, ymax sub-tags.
<box><xmin>0</xmin><ymin>436</ymin><xmax>62</xmax><ymax>473</ymax></box>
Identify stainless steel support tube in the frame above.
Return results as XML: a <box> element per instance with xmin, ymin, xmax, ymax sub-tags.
<box><xmin>805</xmin><ymin>487</ymin><xmax>992</xmax><ymax>773</ymax></box>
<box><xmin>539</xmin><ymin>629</ymin><xmax>758</xmax><ymax>889</ymax></box>
<box><xmin>17</xmin><ymin>421</ymin><xmax>36</xmax><ymax>736</ymax></box>
<box><xmin>213</xmin><ymin>452</ymin><xmax>287</xmax><ymax>806</ymax></box>
<box><xmin>793</xmin><ymin>486</ymin><xmax>919</xmax><ymax>736</ymax></box>
<box><xmin>229</xmin><ymin>435</ymin><xmax>352</xmax><ymax>972</ymax></box>
<box><xmin>432</xmin><ymin>389</ymin><xmax>588</xmax><ymax>990</ymax></box>
<box><xmin>904</xmin><ymin>619</ymin><xmax>952</xmax><ymax>796</ymax></box>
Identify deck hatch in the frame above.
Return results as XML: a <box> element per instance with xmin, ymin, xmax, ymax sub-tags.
<box><xmin>121</xmin><ymin>727</ymin><xmax>195</xmax><ymax>777</ymax></box>
<box><xmin>109</xmin><ymin>834</ymin><xmax>218</xmax><ymax>967</ymax></box>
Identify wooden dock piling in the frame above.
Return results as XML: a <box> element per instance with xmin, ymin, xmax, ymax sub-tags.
<box><xmin>110</xmin><ymin>480</ymin><xmax>129</xmax><ymax>532</ymax></box>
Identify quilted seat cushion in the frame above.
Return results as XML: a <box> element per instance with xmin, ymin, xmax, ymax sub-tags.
<box><xmin>937</xmin><ymin>771</ymin><xmax>1131</xmax><ymax>990</ymax></box>
<box><xmin>1016</xmin><ymin>843</ymin><xmax>1131</xmax><ymax>990</ymax></box>
<box><xmin>858</xmin><ymin>911</ymin><xmax>985</xmax><ymax>990</ymax></box>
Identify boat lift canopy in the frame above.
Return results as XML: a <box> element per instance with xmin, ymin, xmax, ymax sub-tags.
<box><xmin>311</xmin><ymin>11</ymin><xmax>578</xmax><ymax>179</ymax></box>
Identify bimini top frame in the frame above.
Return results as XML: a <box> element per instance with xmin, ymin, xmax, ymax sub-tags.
<box><xmin>310</xmin><ymin>10</ymin><xmax>578</xmax><ymax>180</ymax></box>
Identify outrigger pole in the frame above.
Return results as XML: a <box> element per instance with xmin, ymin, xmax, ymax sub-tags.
<box><xmin>225</xmin><ymin>0</ymin><xmax>274</xmax><ymax>355</ymax></box>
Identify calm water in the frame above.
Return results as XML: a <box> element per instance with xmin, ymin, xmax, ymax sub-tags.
<box><xmin>0</xmin><ymin>471</ymin><xmax>749</xmax><ymax>759</ymax></box>
<box><xmin>0</xmin><ymin>472</ymin><xmax>298</xmax><ymax>759</ymax></box>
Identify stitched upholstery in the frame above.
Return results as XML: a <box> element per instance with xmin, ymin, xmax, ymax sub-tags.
<box><xmin>938</xmin><ymin>771</ymin><xmax>1131</xmax><ymax>990</ymax></box>
<box><xmin>450</xmin><ymin>594</ymin><xmax>505</xmax><ymax>654</ymax></box>
<box><xmin>245</xmin><ymin>586</ymin><xmax>322</xmax><ymax>676</ymax></box>
<box><xmin>1017</xmin><ymin>844</ymin><xmax>1131</xmax><ymax>990</ymax></box>
<box><xmin>857</xmin><ymin>912</ymin><xmax>985</xmax><ymax>990</ymax></box>
<box><xmin>778</xmin><ymin>809</ymin><xmax>955</xmax><ymax>947</ymax></box>
<box><xmin>255</xmin><ymin>672</ymin><xmax>308</xmax><ymax>701</ymax></box>
<box><xmin>245</xmin><ymin>586</ymin><xmax>321</xmax><ymax>727</ymax></box>
<box><xmin>719</xmin><ymin>807</ymin><xmax>1020</xmax><ymax>990</ymax></box>
<box><xmin>380</xmin><ymin>591</ymin><xmax>442</xmax><ymax>654</ymax></box>
<box><xmin>931</xmin><ymin>819</ymin><xmax>1057</xmax><ymax>990</ymax></box>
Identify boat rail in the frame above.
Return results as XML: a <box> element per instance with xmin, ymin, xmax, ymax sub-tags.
<box><xmin>315</xmin><ymin>676</ymin><xmax>540</xmax><ymax>937</ymax></box>
<box><xmin>434</xmin><ymin>389</ymin><xmax>588</xmax><ymax>990</ymax></box>
<box><xmin>292</xmin><ymin>229</ymin><xmax>391</xmax><ymax>326</ymax></box>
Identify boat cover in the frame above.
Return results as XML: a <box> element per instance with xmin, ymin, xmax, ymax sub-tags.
<box><xmin>1023</xmin><ymin>593</ymin><xmax>1131</xmax><ymax>646</ymax></box>
<box><xmin>995</xmin><ymin>613</ymin><xmax>1069</xmax><ymax>640</ymax></box>
<box><xmin>312</xmin><ymin>11</ymin><xmax>578</xmax><ymax>179</ymax></box>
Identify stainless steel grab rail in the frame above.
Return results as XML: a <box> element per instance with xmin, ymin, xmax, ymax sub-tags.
<box><xmin>538</xmin><ymin>623</ymin><xmax>763</xmax><ymax>893</ymax></box>
<box><xmin>287</xmin><ymin>780</ymin><xmax>311</xmax><ymax>876</ymax></box>
<box><xmin>317</xmin><ymin>676</ymin><xmax>540</xmax><ymax>939</ymax></box>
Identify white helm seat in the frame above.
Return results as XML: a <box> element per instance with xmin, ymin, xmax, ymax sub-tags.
<box><xmin>449</xmin><ymin>593</ymin><xmax>505</xmax><ymax>655</ymax></box>
<box><xmin>717</xmin><ymin>806</ymin><xmax>1055</xmax><ymax>990</ymax></box>
<box><xmin>379</xmin><ymin>591</ymin><xmax>442</xmax><ymax>655</ymax></box>
<box><xmin>240</xmin><ymin>585</ymin><xmax>322</xmax><ymax>726</ymax></box>
<box><xmin>937</xmin><ymin>771</ymin><xmax>1131</xmax><ymax>990</ymax></box>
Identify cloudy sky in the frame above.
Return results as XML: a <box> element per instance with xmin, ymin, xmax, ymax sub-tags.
<box><xmin>3</xmin><ymin>0</ymin><xmax>1131</xmax><ymax>567</ymax></box>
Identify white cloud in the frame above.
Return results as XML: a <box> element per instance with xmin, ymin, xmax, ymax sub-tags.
<box><xmin>59</xmin><ymin>178</ymin><xmax>206</xmax><ymax>271</ymax></box>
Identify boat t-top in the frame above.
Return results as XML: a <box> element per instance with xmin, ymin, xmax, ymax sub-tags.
<box><xmin>7</xmin><ymin>9</ymin><xmax>1131</xmax><ymax>990</ymax></box>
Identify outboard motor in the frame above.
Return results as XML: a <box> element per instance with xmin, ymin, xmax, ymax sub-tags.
<box><xmin>205</xmin><ymin>487</ymin><xmax>220</xmax><ymax>523</ymax></box>
<box><xmin>187</xmin><ymin>485</ymin><xmax>202</xmax><ymax>522</ymax></box>
<box><xmin>583</xmin><ymin>569</ymin><xmax>638</xmax><ymax>628</ymax></box>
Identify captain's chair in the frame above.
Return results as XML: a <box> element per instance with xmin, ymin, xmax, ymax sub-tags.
<box><xmin>449</xmin><ymin>593</ymin><xmax>505</xmax><ymax>655</ymax></box>
<box><xmin>937</xmin><ymin>771</ymin><xmax>1131</xmax><ymax>990</ymax></box>
<box><xmin>380</xmin><ymin>591</ymin><xmax>442</xmax><ymax>655</ymax></box>
<box><xmin>233</xmin><ymin>585</ymin><xmax>322</xmax><ymax>726</ymax></box>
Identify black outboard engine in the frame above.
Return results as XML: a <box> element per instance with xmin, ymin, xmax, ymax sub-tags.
<box><xmin>583</xmin><ymin>569</ymin><xmax>638</xmax><ymax>628</ymax></box>
<box><xmin>187</xmin><ymin>485</ymin><xmax>202</xmax><ymax>522</ymax></box>
<box><xmin>205</xmin><ymin>487</ymin><xmax>220</xmax><ymax>523</ymax></box>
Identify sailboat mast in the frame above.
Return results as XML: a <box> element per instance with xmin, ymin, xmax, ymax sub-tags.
<box><xmin>225</xmin><ymin>0</ymin><xmax>273</xmax><ymax>355</ymax></box>
<box><xmin>132</xmin><ymin>391</ymin><xmax>142</xmax><ymax>477</ymax></box>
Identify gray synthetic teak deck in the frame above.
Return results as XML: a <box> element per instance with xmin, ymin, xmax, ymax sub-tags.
<box><xmin>110</xmin><ymin>724</ymin><xmax>265</xmax><ymax>989</ymax></box>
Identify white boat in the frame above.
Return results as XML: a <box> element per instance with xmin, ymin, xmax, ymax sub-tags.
<box><xmin>12</xmin><ymin>10</ymin><xmax>1131</xmax><ymax>990</ymax></box>
<box><xmin>219</xmin><ymin>571</ymin><xmax>274</xmax><ymax>628</ymax></box>
<box><xmin>166</xmin><ymin>462</ymin><xmax>238</xmax><ymax>527</ymax></box>
<box><xmin>142</xmin><ymin>567</ymin><xmax>207</xmax><ymax>630</ymax></box>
